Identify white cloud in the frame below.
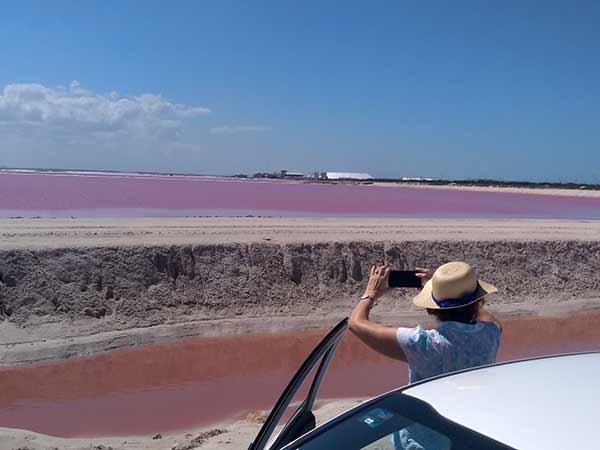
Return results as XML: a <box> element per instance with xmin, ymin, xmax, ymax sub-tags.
<box><xmin>0</xmin><ymin>81</ymin><xmax>210</xmax><ymax>139</ymax></box>
<box><xmin>210</xmin><ymin>125</ymin><xmax>272</xmax><ymax>135</ymax></box>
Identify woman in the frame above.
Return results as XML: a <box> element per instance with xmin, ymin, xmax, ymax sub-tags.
<box><xmin>350</xmin><ymin>261</ymin><xmax>502</xmax><ymax>449</ymax></box>
<box><xmin>349</xmin><ymin>261</ymin><xmax>502</xmax><ymax>383</ymax></box>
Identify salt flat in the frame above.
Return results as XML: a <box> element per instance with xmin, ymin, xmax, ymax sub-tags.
<box><xmin>2</xmin><ymin>217</ymin><xmax>600</xmax><ymax>250</ymax></box>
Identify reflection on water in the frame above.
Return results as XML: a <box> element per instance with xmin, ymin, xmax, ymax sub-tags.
<box><xmin>0</xmin><ymin>311</ymin><xmax>599</xmax><ymax>437</ymax></box>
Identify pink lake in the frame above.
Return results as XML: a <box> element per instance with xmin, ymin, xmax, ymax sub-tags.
<box><xmin>1</xmin><ymin>171</ymin><xmax>600</xmax><ymax>219</ymax></box>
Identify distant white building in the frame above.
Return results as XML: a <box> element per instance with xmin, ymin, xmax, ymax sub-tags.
<box><xmin>284</xmin><ymin>172</ymin><xmax>306</xmax><ymax>178</ymax></box>
<box><xmin>326</xmin><ymin>172</ymin><xmax>374</xmax><ymax>180</ymax></box>
<box><xmin>401</xmin><ymin>177</ymin><xmax>433</xmax><ymax>181</ymax></box>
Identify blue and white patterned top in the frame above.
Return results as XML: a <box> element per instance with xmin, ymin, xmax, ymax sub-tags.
<box><xmin>392</xmin><ymin>321</ymin><xmax>502</xmax><ymax>450</ymax></box>
<box><xmin>396</xmin><ymin>321</ymin><xmax>502</xmax><ymax>383</ymax></box>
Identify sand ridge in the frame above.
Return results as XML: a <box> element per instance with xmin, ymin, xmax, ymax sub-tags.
<box><xmin>0</xmin><ymin>218</ymin><xmax>599</xmax><ymax>365</ymax></box>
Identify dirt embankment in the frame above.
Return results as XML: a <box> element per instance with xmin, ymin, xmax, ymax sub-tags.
<box><xmin>1</xmin><ymin>238</ymin><xmax>600</xmax><ymax>364</ymax></box>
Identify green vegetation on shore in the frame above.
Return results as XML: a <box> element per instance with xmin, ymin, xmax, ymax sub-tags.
<box><xmin>373</xmin><ymin>178</ymin><xmax>600</xmax><ymax>191</ymax></box>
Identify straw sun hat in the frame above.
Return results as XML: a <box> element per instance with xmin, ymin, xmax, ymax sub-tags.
<box><xmin>413</xmin><ymin>261</ymin><xmax>497</xmax><ymax>310</ymax></box>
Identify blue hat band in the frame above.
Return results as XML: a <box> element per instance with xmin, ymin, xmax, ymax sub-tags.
<box><xmin>431</xmin><ymin>282</ymin><xmax>481</xmax><ymax>308</ymax></box>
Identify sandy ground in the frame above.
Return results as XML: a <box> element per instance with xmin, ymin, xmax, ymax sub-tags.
<box><xmin>0</xmin><ymin>399</ymin><xmax>364</xmax><ymax>450</ymax></box>
<box><xmin>375</xmin><ymin>181</ymin><xmax>600</xmax><ymax>198</ymax></box>
<box><xmin>2</xmin><ymin>217</ymin><xmax>600</xmax><ymax>250</ymax></box>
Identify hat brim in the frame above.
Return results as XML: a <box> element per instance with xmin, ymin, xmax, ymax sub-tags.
<box><xmin>413</xmin><ymin>279</ymin><xmax>497</xmax><ymax>310</ymax></box>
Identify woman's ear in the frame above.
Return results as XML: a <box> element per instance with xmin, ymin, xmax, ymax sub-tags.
<box><xmin>474</xmin><ymin>300</ymin><xmax>483</xmax><ymax>314</ymax></box>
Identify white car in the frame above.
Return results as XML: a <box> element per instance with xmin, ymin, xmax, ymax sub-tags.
<box><xmin>248</xmin><ymin>319</ymin><xmax>598</xmax><ymax>450</ymax></box>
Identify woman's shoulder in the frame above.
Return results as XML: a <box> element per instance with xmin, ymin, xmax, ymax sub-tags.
<box><xmin>437</xmin><ymin>320</ymin><xmax>500</xmax><ymax>332</ymax></box>
<box><xmin>396</xmin><ymin>325</ymin><xmax>446</xmax><ymax>351</ymax></box>
<box><xmin>476</xmin><ymin>320</ymin><xmax>502</xmax><ymax>334</ymax></box>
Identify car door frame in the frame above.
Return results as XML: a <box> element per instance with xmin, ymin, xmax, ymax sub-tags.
<box><xmin>247</xmin><ymin>318</ymin><xmax>348</xmax><ymax>450</ymax></box>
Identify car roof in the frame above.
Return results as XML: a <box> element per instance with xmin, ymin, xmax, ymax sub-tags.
<box><xmin>402</xmin><ymin>352</ymin><xmax>600</xmax><ymax>450</ymax></box>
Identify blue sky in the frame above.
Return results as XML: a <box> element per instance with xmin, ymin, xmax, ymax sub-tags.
<box><xmin>1</xmin><ymin>1</ymin><xmax>599</xmax><ymax>182</ymax></box>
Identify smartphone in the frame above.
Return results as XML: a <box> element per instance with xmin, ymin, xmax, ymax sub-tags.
<box><xmin>388</xmin><ymin>270</ymin><xmax>421</xmax><ymax>288</ymax></box>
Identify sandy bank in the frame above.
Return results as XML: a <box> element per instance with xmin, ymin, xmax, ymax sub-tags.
<box><xmin>0</xmin><ymin>399</ymin><xmax>363</xmax><ymax>450</ymax></box>
<box><xmin>2</xmin><ymin>217</ymin><xmax>600</xmax><ymax>250</ymax></box>
<box><xmin>0</xmin><ymin>218</ymin><xmax>599</xmax><ymax>364</ymax></box>
<box><xmin>376</xmin><ymin>181</ymin><xmax>600</xmax><ymax>198</ymax></box>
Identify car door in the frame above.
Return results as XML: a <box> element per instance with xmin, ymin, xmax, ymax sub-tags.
<box><xmin>248</xmin><ymin>318</ymin><xmax>348</xmax><ymax>450</ymax></box>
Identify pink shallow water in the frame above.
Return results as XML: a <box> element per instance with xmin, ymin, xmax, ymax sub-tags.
<box><xmin>0</xmin><ymin>312</ymin><xmax>599</xmax><ymax>437</ymax></box>
<box><xmin>1</xmin><ymin>171</ymin><xmax>600</xmax><ymax>218</ymax></box>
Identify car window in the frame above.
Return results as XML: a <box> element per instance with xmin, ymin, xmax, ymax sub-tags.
<box><xmin>296</xmin><ymin>406</ymin><xmax>451</xmax><ymax>450</ymax></box>
<box><xmin>362</xmin><ymin>429</ymin><xmax>450</xmax><ymax>450</ymax></box>
<box><xmin>283</xmin><ymin>392</ymin><xmax>513</xmax><ymax>450</ymax></box>
<box><xmin>360</xmin><ymin>419</ymin><xmax>451</xmax><ymax>450</ymax></box>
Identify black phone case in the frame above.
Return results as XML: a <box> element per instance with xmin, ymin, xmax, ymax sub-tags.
<box><xmin>388</xmin><ymin>270</ymin><xmax>421</xmax><ymax>288</ymax></box>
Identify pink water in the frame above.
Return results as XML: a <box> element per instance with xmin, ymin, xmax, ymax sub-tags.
<box><xmin>2</xmin><ymin>171</ymin><xmax>599</xmax><ymax>218</ymax></box>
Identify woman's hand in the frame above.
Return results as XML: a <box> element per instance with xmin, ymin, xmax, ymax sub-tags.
<box><xmin>351</xmin><ymin>264</ymin><xmax>408</xmax><ymax>362</ymax></box>
<box><xmin>363</xmin><ymin>265</ymin><xmax>390</xmax><ymax>300</ymax></box>
<box><xmin>415</xmin><ymin>267</ymin><xmax>433</xmax><ymax>285</ymax></box>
